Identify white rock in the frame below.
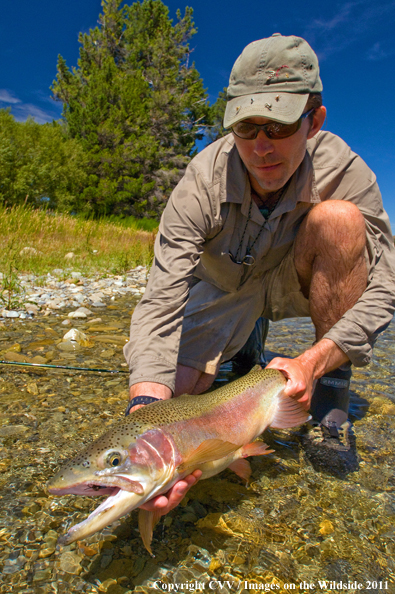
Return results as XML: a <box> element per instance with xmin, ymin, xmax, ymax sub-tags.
<box><xmin>90</xmin><ymin>292</ymin><xmax>105</xmax><ymax>302</ymax></box>
<box><xmin>68</xmin><ymin>311</ymin><xmax>87</xmax><ymax>319</ymax></box>
<box><xmin>64</xmin><ymin>252</ymin><xmax>75</xmax><ymax>260</ymax></box>
<box><xmin>2</xmin><ymin>310</ymin><xmax>19</xmax><ymax>318</ymax></box>
<box><xmin>63</xmin><ymin>328</ymin><xmax>89</xmax><ymax>346</ymax></box>
<box><xmin>73</xmin><ymin>293</ymin><xmax>85</xmax><ymax>304</ymax></box>
<box><xmin>62</xmin><ymin>319</ymin><xmax>71</xmax><ymax>326</ymax></box>
<box><xmin>74</xmin><ymin>307</ymin><xmax>94</xmax><ymax>316</ymax></box>
<box><xmin>71</xmin><ymin>272</ymin><xmax>82</xmax><ymax>279</ymax></box>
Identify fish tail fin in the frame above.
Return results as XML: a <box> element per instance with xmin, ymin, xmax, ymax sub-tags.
<box><xmin>270</xmin><ymin>392</ymin><xmax>311</xmax><ymax>429</ymax></box>
<box><xmin>138</xmin><ymin>508</ymin><xmax>162</xmax><ymax>556</ymax></box>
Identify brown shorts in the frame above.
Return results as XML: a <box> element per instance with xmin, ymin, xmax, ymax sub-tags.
<box><xmin>178</xmin><ymin>245</ymin><xmax>310</xmax><ymax>374</ymax></box>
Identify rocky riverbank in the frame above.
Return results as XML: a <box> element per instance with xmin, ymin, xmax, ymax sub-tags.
<box><xmin>0</xmin><ymin>266</ymin><xmax>148</xmax><ymax>321</ymax></box>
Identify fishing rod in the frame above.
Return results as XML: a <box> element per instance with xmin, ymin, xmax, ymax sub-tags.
<box><xmin>0</xmin><ymin>360</ymin><xmax>128</xmax><ymax>374</ymax></box>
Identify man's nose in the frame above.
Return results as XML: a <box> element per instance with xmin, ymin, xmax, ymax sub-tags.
<box><xmin>253</xmin><ymin>130</ymin><xmax>275</xmax><ymax>156</ymax></box>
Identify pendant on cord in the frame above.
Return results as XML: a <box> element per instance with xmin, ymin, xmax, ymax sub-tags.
<box><xmin>228</xmin><ymin>251</ymin><xmax>256</xmax><ymax>266</ymax></box>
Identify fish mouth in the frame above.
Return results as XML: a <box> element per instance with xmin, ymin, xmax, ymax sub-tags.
<box><xmin>48</xmin><ymin>482</ymin><xmax>119</xmax><ymax>497</ymax></box>
<box><xmin>47</xmin><ymin>472</ymin><xmax>145</xmax><ymax>497</ymax></box>
<box><xmin>57</xmin><ymin>485</ymin><xmax>147</xmax><ymax>545</ymax></box>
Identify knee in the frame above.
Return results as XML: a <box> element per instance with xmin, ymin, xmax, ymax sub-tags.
<box><xmin>297</xmin><ymin>200</ymin><xmax>366</xmax><ymax>255</ymax></box>
<box><xmin>308</xmin><ymin>200</ymin><xmax>364</xmax><ymax>240</ymax></box>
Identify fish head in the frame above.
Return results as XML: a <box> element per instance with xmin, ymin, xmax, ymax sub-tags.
<box><xmin>48</xmin><ymin>418</ymin><xmax>177</xmax><ymax>497</ymax></box>
<box><xmin>47</xmin><ymin>419</ymin><xmax>179</xmax><ymax>545</ymax></box>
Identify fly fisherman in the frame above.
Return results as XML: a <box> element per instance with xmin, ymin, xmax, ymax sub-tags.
<box><xmin>123</xmin><ymin>35</ymin><xmax>395</xmax><ymax>513</ymax></box>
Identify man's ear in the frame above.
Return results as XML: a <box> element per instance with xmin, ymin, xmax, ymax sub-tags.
<box><xmin>307</xmin><ymin>106</ymin><xmax>326</xmax><ymax>139</ymax></box>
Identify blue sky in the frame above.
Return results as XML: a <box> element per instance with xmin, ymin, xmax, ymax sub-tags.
<box><xmin>1</xmin><ymin>0</ymin><xmax>394</xmax><ymax>230</ymax></box>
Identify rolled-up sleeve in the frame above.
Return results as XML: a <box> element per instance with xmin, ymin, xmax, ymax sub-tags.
<box><xmin>321</xmin><ymin>152</ymin><xmax>395</xmax><ymax>366</ymax></box>
<box><xmin>123</xmin><ymin>165</ymin><xmax>217</xmax><ymax>391</ymax></box>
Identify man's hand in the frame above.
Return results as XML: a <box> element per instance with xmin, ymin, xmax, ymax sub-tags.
<box><xmin>266</xmin><ymin>338</ymin><xmax>350</xmax><ymax>410</ymax></box>
<box><xmin>139</xmin><ymin>470</ymin><xmax>202</xmax><ymax>515</ymax></box>
<box><xmin>266</xmin><ymin>356</ymin><xmax>314</xmax><ymax>410</ymax></box>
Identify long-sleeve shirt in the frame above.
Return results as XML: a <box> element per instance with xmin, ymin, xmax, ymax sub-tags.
<box><xmin>124</xmin><ymin>131</ymin><xmax>395</xmax><ymax>391</ymax></box>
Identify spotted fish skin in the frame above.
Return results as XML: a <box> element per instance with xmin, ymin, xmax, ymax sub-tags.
<box><xmin>47</xmin><ymin>366</ymin><xmax>310</xmax><ymax>550</ymax></box>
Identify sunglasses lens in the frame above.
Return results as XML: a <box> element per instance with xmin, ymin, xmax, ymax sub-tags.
<box><xmin>232</xmin><ymin>113</ymin><xmax>306</xmax><ymax>140</ymax></box>
<box><xmin>266</xmin><ymin>121</ymin><xmax>299</xmax><ymax>139</ymax></box>
<box><xmin>232</xmin><ymin>122</ymin><xmax>257</xmax><ymax>139</ymax></box>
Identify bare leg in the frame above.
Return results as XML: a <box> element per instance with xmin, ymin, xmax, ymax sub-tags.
<box><xmin>294</xmin><ymin>199</ymin><xmax>367</xmax><ymax>426</ymax></box>
<box><xmin>294</xmin><ymin>199</ymin><xmax>367</xmax><ymax>341</ymax></box>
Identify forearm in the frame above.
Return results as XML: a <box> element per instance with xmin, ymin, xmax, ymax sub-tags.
<box><xmin>295</xmin><ymin>338</ymin><xmax>349</xmax><ymax>382</ymax></box>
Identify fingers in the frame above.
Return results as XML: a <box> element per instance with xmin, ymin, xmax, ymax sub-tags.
<box><xmin>266</xmin><ymin>357</ymin><xmax>312</xmax><ymax>408</ymax></box>
<box><xmin>139</xmin><ymin>470</ymin><xmax>202</xmax><ymax>515</ymax></box>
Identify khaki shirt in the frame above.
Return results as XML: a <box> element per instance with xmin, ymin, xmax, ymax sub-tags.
<box><xmin>124</xmin><ymin>131</ymin><xmax>395</xmax><ymax>390</ymax></box>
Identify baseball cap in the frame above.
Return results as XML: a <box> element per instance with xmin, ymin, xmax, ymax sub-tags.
<box><xmin>223</xmin><ymin>33</ymin><xmax>323</xmax><ymax>129</ymax></box>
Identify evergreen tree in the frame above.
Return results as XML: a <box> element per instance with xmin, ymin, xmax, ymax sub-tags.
<box><xmin>0</xmin><ymin>109</ymin><xmax>87</xmax><ymax>209</ymax></box>
<box><xmin>206</xmin><ymin>88</ymin><xmax>227</xmax><ymax>143</ymax></box>
<box><xmin>52</xmin><ymin>0</ymin><xmax>210</xmax><ymax>219</ymax></box>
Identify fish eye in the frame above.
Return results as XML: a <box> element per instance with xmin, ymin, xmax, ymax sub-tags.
<box><xmin>106</xmin><ymin>451</ymin><xmax>123</xmax><ymax>467</ymax></box>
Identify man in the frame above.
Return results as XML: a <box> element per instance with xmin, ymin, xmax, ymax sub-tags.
<box><xmin>123</xmin><ymin>34</ymin><xmax>395</xmax><ymax>513</ymax></box>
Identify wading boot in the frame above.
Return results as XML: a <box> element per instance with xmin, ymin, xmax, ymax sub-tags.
<box><xmin>301</xmin><ymin>364</ymin><xmax>359</xmax><ymax>478</ymax></box>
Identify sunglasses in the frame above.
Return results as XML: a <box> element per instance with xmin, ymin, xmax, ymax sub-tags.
<box><xmin>231</xmin><ymin>108</ymin><xmax>315</xmax><ymax>140</ymax></box>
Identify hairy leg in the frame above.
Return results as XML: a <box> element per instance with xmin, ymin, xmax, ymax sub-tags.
<box><xmin>294</xmin><ymin>199</ymin><xmax>367</xmax><ymax>341</ymax></box>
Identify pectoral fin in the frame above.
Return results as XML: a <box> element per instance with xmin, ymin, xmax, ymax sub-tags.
<box><xmin>178</xmin><ymin>439</ymin><xmax>241</xmax><ymax>473</ymax></box>
<box><xmin>138</xmin><ymin>508</ymin><xmax>162</xmax><ymax>555</ymax></box>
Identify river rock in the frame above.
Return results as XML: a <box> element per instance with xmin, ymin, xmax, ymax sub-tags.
<box><xmin>75</xmin><ymin>306</ymin><xmax>94</xmax><ymax>316</ymax></box>
<box><xmin>25</xmin><ymin>303</ymin><xmax>39</xmax><ymax>314</ymax></box>
<box><xmin>0</xmin><ymin>425</ymin><xmax>30</xmax><ymax>437</ymax></box>
<box><xmin>1</xmin><ymin>310</ymin><xmax>20</xmax><ymax>318</ymax></box>
<box><xmin>68</xmin><ymin>310</ymin><xmax>87</xmax><ymax>319</ymax></box>
<box><xmin>58</xmin><ymin>551</ymin><xmax>83</xmax><ymax>575</ymax></box>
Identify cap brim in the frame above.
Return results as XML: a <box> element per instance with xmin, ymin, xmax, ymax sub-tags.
<box><xmin>223</xmin><ymin>93</ymin><xmax>309</xmax><ymax>128</ymax></box>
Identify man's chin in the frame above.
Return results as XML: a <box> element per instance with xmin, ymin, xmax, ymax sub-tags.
<box><xmin>252</xmin><ymin>176</ymin><xmax>286</xmax><ymax>194</ymax></box>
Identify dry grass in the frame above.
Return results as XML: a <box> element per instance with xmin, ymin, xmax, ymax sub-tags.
<box><xmin>0</xmin><ymin>204</ymin><xmax>156</xmax><ymax>279</ymax></box>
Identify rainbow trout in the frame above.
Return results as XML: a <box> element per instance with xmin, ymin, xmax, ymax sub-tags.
<box><xmin>47</xmin><ymin>366</ymin><xmax>309</xmax><ymax>552</ymax></box>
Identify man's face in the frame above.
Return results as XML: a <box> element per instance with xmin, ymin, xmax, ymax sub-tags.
<box><xmin>232</xmin><ymin>108</ymin><xmax>325</xmax><ymax>197</ymax></box>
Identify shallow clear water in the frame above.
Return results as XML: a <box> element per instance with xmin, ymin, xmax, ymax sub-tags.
<box><xmin>0</xmin><ymin>299</ymin><xmax>394</xmax><ymax>594</ymax></box>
